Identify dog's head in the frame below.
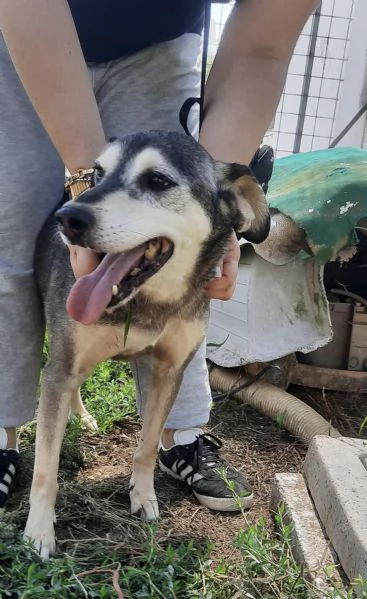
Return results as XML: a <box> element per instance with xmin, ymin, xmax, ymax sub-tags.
<box><xmin>57</xmin><ymin>131</ymin><xmax>270</xmax><ymax>324</ymax></box>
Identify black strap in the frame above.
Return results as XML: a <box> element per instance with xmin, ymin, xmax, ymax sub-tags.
<box><xmin>200</xmin><ymin>1</ymin><xmax>211</xmax><ymax>126</ymax></box>
<box><xmin>179</xmin><ymin>0</ymin><xmax>211</xmax><ymax>135</ymax></box>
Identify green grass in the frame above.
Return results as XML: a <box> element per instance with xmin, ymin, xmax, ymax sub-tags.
<box><xmin>0</xmin><ymin>523</ymin><xmax>215</xmax><ymax>599</ymax></box>
<box><xmin>42</xmin><ymin>336</ymin><xmax>137</xmax><ymax>434</ymax></box>
<box><xmin>2</xmin><ymin>504</ymin><xmax>367</xmax><ymax>598</ymax></box>
<box><xmin>81</xmin><ymin>360</ymin><xmax>137</xmax><ymax>432</ymax></box>
<box><xmin>2</xmin><ymin>354</ymin><xmax>367</xmax><ymax>598</ymax></box>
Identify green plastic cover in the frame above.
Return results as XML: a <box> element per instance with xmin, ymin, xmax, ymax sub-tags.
<box><xmin>267</xmin><ymin>147</ymin><xmax>367</xmax><ymax>263</ymax></box>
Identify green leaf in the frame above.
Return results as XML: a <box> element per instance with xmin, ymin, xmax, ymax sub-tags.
<box><xmin>359</xmin><ymin>416</ymin><xmax>367</xmax><ymax>435</ymax></box>
<box><xmin>124</xmin><ymin>303</ymin><xmax>133</xmax><ymax>347</ymax></box>
<box><xmin>276</xmin><ymin>410</ymin><xmax>288</xmax><ymax>429</ymax></box>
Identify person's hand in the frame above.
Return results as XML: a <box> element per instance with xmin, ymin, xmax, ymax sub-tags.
<box><xmin>68</xmin><ymin>245</ymin><xmax>99</xmax><ymax>278</ymax></box>
<box><xmin>205</xmin><ymin>231</ymin><xmax>240</xmax><ymax>300</ymax></box>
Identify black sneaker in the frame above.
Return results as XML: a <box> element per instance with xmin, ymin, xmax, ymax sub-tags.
<box><xmin>158</xmin><ymin>429</ymin><xmax>253</xmax><ymax>511</ymax></box>
<box><xmin>0</xmin><ymin>449</ymin><xmax>18</xmax><ymax>509</ymax></box>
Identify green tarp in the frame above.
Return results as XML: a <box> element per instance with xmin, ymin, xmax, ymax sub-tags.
<box><xmin>267</xmin><ymin>147</ymin><xmax>367</xmax><ymax>263</ymax></box>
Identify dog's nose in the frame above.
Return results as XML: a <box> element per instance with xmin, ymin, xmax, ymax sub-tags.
<box><xmin>55</xmin><ymin>205</ymin><xmax>95</xmax><ymax>244</ymax></box>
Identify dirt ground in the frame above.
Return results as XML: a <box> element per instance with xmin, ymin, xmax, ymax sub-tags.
<box><xmin>76</xmin><ymin>398</ymin><xmax>306</xmax><ymax>562</ymax></box>
<box><xmin>15</xmin><ymin>387</ymin><xmax>367</xmax><ymax>559</ymax></box>
<box><xmin>9</xmin><ymin>383</ymin><xmax>367</xmax><ymax>566</ymax></box>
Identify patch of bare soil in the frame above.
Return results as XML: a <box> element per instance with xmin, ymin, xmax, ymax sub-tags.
<box><xmin>72</xmin><ymin>398</ymin><xmax>307</xmax><ymax>563</ymax></box>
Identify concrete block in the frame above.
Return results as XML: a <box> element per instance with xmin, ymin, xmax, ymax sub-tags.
<box><xmin>304</xmin><ymin>436</ymin><xmax>367</xmax><ymax>581</ymax></box>
<box><xmin>271</xmin><ymin>473</ymin><xmax>342</xmax><ymax>595</ymax></box>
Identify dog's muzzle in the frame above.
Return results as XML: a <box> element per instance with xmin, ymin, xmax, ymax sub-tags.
<box><xmin>56</xmin><ymin>204</ymin><xmax>95</xmax><ymax>246</ymax></box>
<box><xmin>55</xmin><ymin>204</ymin><xmax>174</xmax><ymax>325</ymax></box>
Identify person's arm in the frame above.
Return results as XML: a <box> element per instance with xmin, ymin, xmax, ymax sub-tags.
<box><xmin>0</xmin><ymin>0</ymin><xmax>105</xmax><ymax>275</ymax></box>
<box><xmin>203</xmin><ymin>0</ymin><xmax>317</xmax><ymax>299</ymax></box>
<box><xmin>0</xmin><ymin>0</ymin><xmax>105</xmax><ymax>173</ymax></box>
<box><xmin>200</xmin><ymin>0</ymin><xmax>318</xmax><ymax>164</ymax></box>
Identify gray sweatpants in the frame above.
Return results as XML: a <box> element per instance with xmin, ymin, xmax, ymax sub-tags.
<box><xmin>0</xmin><ymin>33</ymin><xmax>211</xmax><ymax>429</ymax></box>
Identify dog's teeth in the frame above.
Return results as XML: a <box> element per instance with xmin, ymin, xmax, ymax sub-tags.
<box><xmin>130</xmin><ymin>267</ymin><xmax>141</xmax><ymax>276</ymax></box>
<box><xmin>144</xmin><ymin>240</ymin><xmax>160</xmax><ymax>260</ymax></box>
<box><xmin>112</xmin><ymin>285</ymin><xmax>119</xmax><ymax>296</ymax></box>
<box><xmin>161</xmin><ymin>238</ymin><xmax>171</xmax><ymax>253</ymax></box>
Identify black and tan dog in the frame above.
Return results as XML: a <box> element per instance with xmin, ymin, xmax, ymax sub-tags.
<box><xmin>24</xmin><ymin>130</ymin><xmax>270</xmax><ymax>558</ymax></box>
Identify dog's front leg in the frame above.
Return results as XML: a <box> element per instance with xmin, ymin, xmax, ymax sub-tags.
<box><xmin>130</xmin><ymin>320</ymin><xmax>205</xmax><ymax>521</ymax></box>
<box><xmin>130</xmin><ymin>357</ymin><xmax>183</xmax><ymax>520</ymax></box>
<box><xmin>24</xmin><ymin>365</ymin><xmax>77</xmax><ymax>559</ymax></box>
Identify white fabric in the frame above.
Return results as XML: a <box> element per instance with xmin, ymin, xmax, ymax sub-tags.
<box><xmin>173</xmin><ymin>427</ymin><xmax>203</xmax><ymax>445</ymax></box>
<box><xmin>0</xmin><ymin>427</ymin><xmax>7</xmax><ymax>450</ymax></box>
<box><xmin>207</xmin><ymin>249</ymin><xmax>332</xmax><ymax>367</ymax></box>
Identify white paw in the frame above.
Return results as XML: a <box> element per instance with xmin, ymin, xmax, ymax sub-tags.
<box><xmin>24</xmin><ymin>505</ymin><xmax>56</xmax><ymax>560</ymax></box>
<box><xmin>80</xmin><ymin>411</ymin><xmax>99</xmax><ymax>432</ymax></box>
<box><xmin>130</xmin><ymin>483</ymin><xmax>159</xmax><ymax>521</ymax></box>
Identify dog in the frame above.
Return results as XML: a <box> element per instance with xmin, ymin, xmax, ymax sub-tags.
<box><xmin>23</xmin><ymin>130</ymin><xmax>270</xmax><ymax>558</ymax></box>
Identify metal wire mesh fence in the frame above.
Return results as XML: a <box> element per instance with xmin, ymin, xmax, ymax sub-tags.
<box><xmin>209</xmin><ymin>0</ymin><xmax>356</xmax><ymax>158</ymax></box>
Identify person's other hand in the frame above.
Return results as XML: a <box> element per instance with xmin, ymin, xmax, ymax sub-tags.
<box><xmin>205</xmin><ymin>231</ymin><xmax>240</xmax><ymax>300</ymax></box>
<box><xmin>69</xmin><ymin>245</ymin><xmax>99</xmax><ymax>278</ymax></box>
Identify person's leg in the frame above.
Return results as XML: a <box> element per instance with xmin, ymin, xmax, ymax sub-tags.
<box><xmin>92</xmin><ymin>33</ymin><xmax>212</xmax><ymax>428</ymax></box>
<box><xmin>91</xmin><ymin>34</ymin><xmax>253</xmax><ymax>510</ymax></box>
<box><xmin>0</xmin><ymin>35</ymin><xmax>65</xmax><ymax>506</ymax></box>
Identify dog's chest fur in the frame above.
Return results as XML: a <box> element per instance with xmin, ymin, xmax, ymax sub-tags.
<box><xmin>72</xmin><ymin>322</ymin><xmax>156</xmax><ymax>370</ymax></box>
<box><xmin>72</xmin><ymin>306</ymin><xmax>206</xmax><ymax>373</ymax></box>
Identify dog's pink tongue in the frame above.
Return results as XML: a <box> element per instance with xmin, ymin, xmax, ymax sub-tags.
<box><xmin>67</xmin><ymin>246</ymin><xmax>146</xmax><ymax>325</ymax></box>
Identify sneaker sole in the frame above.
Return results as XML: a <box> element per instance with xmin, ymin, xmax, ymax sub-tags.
<box><xmin>159</xmin><ymin>460</ymin><xmax>254</xmax><ymax>512</ymax></box>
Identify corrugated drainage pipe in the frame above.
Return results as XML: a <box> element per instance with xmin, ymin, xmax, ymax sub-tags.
<box><xmin>209</xmin><ymin>366</ymin><xmax>341</xmax><ymax>443</ymax></box>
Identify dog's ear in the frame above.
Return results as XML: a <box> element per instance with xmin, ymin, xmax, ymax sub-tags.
<box><xmin>216</xmin><ymin>162</ymin><xmax>270</xmax><ymax>244</ymax></box>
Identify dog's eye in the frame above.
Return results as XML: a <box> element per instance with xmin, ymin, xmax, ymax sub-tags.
<box><xmin>144</xmin><ymin>172</ymin><xmax>176</xmax><ymax>192</ymax></box>
<box><xmin>93</xmin><ymin>164</ymin><xmax>105</xmax><ymax>185</ymax></box>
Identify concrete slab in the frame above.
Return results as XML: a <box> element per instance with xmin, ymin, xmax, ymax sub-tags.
<box><xmin>304</xmin><ymin>436</ymin><xmax>367</xmax><ymax>581</ymax></box>
<box><xmin>271</xmin><ymin>473</ymin><xmax>342</xmax><ymax>595</ymax></box>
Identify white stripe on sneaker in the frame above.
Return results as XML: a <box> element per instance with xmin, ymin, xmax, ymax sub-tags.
<box><xmin>3</xmin><ymin>473</ymin><xmax>11</xmax><ymax>485</ymax></box>
<box><xmin>190</xmin><ymin>472</ymin><xmax>204</xmax><ymax>484</ymax></box>
<box><xmin>179</xmin><ymin>465</ymin><xmax>193</xmax><ymax>480</ymax></box>
<box><xmin>0</xmin><ymin>482</ymin><xmax>9</xmax><ymax>494</ymax></box>
<box><xmin>178</xmin><ymin>465</ymin><xmax>204</xmax><ymax>484</ymax></box>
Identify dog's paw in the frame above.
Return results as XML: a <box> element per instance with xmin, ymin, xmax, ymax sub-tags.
<box><xmin>130</xmin><ymin>485</ymin><xmax>159</xmax><ymax>521</ymax></box>
<box><xmin>24</xmin><ymin>507</ymin><xmax>56</xmax><ymax>560</ymax></box>
<box><xmin>79</xmin><ymin>411</ymin><xmax>99</xmax><ymax>432</ymax></box>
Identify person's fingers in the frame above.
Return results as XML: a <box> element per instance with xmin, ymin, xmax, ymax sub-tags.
<box><xmin>205</xmin><ymin>257</ymin><xmax>238</xmax><ymax>300</ymax></box>
<box><xmin>205</xmin><ymin>231</ymin><xmax>240</xmax><ymax>300</ymax></box>
<box><xmin>213</xmin><ymin>260</ymin><xmax>224</xmax><ymax>279</ymax></box>
<box><xmin>224</xmin><ymin>231</ymin><xmax>241</xmax><ymax>263</ymax></box>
<box><xmin>68</xmin><ymin>245</ymin><xmax>99</xmax><ymax>278</ymax></box>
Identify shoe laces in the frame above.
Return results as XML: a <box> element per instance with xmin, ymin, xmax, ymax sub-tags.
<box><xmin>188</xmin><ymin>433</ymin><xmax>225</xmax><ymax>470</ymax></box>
